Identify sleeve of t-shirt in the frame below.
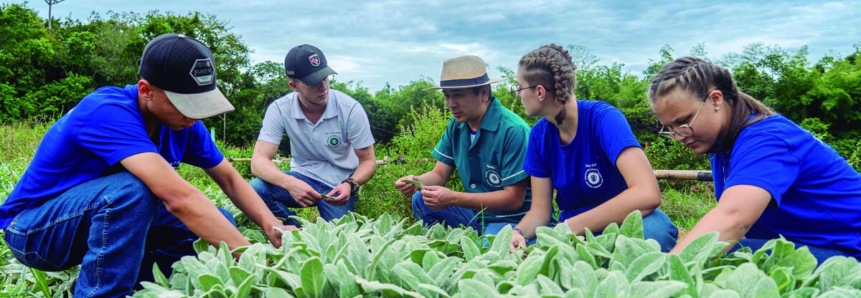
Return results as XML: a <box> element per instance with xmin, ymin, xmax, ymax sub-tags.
<box><xmin>431</xmin><ymin>119</ymin><xmax>456</xmax><ymax>167</ymax></box>
<box><xmin>500</xmin><ymin>125</ymin><xmax>531</xmax><ymax>187</ymax></box>
<box><xmin>181</xmin><ymin>122</ymin><xmax>225</xmax><ymax>169</ymax></box>
<box><xmin>723</xmin><ymin>132</ymin><xmax>799</xmax><ymax>205</ymax></box>
<box><xmin>597</xmin><ymin>107</ymin><xmax>642</xmax><ymax>166</ymax></box>
<box><xmin>258</xmin><ymin>100</ymin><xmax>287</xmax><ymax>145</ymax></box>
<box><xmin>346</xmin><ymin>103</ymin><xmax>375</xmax><ymax>149</ymax></box>
<box><xmin>523</xmin><ymin>122</ymin><xmax>550</xmax><ymax>178</ymax></box>
<box><xmin>77</xmin><ymin>103</ymin><xmax>158</xmax><ymax>166</ymax></box>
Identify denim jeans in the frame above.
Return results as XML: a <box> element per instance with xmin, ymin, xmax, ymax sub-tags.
<box><xmin>639</xmin><ymin>209</ymin><xmax>678</xmax><ymax>252</ymax></box>
<box><xmin>250</xmin><ymin>171</ymin><xmax>357</xmax><ymax>226</ymax></box>
<box><xmin>730</xmin><ymin>238</ymin><xmax>855</xmax><ymax>265</ymax></box>
<box><xmin>2</xmin><ymin>172</ymin><xmax>235</xmax><ymax>298</ymax></box>
<box><xmin>411</xmin><ymin>192</ymin><xmax>536</xmax><ymax>246</ymax></box>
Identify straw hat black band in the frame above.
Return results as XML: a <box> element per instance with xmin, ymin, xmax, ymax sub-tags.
<box><xmin>439</xmin><ymin>74</ymin><xmax>491</xmax><ymax>88</ymax></box>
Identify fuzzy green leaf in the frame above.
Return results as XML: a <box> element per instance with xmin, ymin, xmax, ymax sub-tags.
<box><xmin>619</xmin><ymin>210</ymin><xmax>644</xmax><ymax>239</ymax></box>
<box><xmin>300</xmin><ymin>257</ymin><xmax>325</xmax><ymax>298</ymax></box>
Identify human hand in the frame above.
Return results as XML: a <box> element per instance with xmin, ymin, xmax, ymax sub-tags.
<box><xmin>284</xmin><ymin>179</ymin><xmax>321</xmax><ymax>207</ymax></box>
<box><xmin>264</xmin><ymin>223</ymin><xmax>299</xmax><ymax>248</ymax></box>
<box><xmin>395</xmin><ymin>175</ymin><xmax>420</xmax><ymax>197</ymax></box>
<box><xmin>325</xmin><ymin>183</ymin><xmax>352</xmax><ymax>206</ymax></box>
<box><xmin>510</xmin><ymin>230</ymin><xmax>527</xmax><ymax>253</ymax></box>
<box><xmin>421</xmin><ymin>185</ymin><xmax>456</xmax><ymax>210</ymax></box>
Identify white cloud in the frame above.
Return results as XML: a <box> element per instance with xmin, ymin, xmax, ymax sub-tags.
<box><xmin>20</xmin><ymin>0</ymin><xmax>861</xmax><ymax>92</ymax></box>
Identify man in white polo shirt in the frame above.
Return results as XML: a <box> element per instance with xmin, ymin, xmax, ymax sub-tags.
<box><xmin>250</xmin><ymin>44</ymin><xmax>376</xmax><ymax>226</ymax></box>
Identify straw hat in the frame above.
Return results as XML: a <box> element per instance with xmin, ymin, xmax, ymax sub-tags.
<box><xmin>426</xmin><ymin>55</ymin><xmax>504</xmax><ymax>90</ymax></box>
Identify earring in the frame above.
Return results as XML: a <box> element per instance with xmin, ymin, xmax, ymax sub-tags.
<box><xmin>715</xmin><ymin>107</ymin><xmax>721</xmax><ymax>111</ymax></box>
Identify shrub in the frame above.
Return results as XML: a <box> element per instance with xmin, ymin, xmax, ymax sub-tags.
<box><xmin>848</xmin><ymin>139</ymin><xmax>861</xmax><ymax>173</ymax></box>
<box><xmin>644</xmin><ymin>138</ymin><xmax>710</xmax><ymax>171</ymax></box>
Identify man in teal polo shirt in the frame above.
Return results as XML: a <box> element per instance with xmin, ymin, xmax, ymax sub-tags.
<box><xmin>395</xmin><ymin>55</ymin><xmax>533</xmax><ymax>236</ymax></box>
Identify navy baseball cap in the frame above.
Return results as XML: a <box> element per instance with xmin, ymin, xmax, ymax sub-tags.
<box><xmin>284</xmin><ymin>44</ymin><xmax>337</xmax><ymax>85</ymax></box>
<box><xmin>139</xmin><ymin>33</ymin><xmax>234</xmax><ymax>119</ymax></box>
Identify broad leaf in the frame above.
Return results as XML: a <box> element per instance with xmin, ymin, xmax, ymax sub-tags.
<box><xmin>619</xmin><ymin>210</ymin><xmax>644</xmax><ymax>239</ymax></box>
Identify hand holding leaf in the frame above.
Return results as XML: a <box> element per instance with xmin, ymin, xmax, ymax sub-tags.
<box><xmin>394</xmin><ymin>175</ymin><xmax>422</xmax><ymax>197</ymax></box>
<box><xmin>402</xmin><ymin>179</ymin><xmax>424</xmax><ymax>190</ymax></box>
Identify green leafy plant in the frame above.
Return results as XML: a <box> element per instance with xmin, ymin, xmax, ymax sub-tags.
<box><xmin>130</xmin><ymin>211</ymin><xmax>861</xmax><ymax>298</ymax></box>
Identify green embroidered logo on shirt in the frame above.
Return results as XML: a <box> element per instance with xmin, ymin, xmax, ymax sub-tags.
<box><xmin>327</xmin><ymin>135</ymin><xmax>342</xmax><ymax>148</ymax></box>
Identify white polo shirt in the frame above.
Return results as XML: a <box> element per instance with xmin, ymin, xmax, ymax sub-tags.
<box><xmin>258</xmin><ymin>89</ymin><xmax>375</xmax><ymax>188</ymax></box>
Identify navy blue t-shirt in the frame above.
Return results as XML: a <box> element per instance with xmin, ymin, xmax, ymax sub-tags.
<box><xmin>712</xmin><ymin>115</ymin><xmax>861</xmax><ymax>257</ymax></box>
<box><xmin>0</xmin><ymin>85</ymin><xmax>224</xmax><ymax>229</ymax></box>
<box><xmin>524</xmin><ymin>100</ymin><xmax>641</xmax><ymax>221</ymax></box>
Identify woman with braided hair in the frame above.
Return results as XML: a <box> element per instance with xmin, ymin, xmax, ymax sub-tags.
<box><xmin>509</xmin><ymin>44</ymin><xmax>678</xmax><ymax>252</ymax></box>
<box><xmin>650</xmin><ymin>57</ymin><xmax>861</xmax><ymax>263</ymax></box>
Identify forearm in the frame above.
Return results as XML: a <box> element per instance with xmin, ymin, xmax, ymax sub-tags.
<box><xmin>514</xmin><ymin>209</ymin><xmax>552</xmax><ymax>239</ymax></box>
<box><xmin>166</xmin><ymin>193</ymin><xmax>251</xmax><ymax>249</ymax></box>
<box><xmin>565</xmin><ymin>187</ymin><xmax>659</xmax><ymax>235</ymax></box>
<box><xmin>451</xmin><ymin>189</ymin><xmax>524</xmax><ymax>212</ymax></box>
<box><xmin>670</xmin><ymin>209</ymin><xmax>747</xmax><ymax>254</ymax></box>
<box><xmin>220</xmin><ymin>174</ymin><xmax>281</xmax><ymax>229</ymax></box>
<box><xmin>351</xmin><ymin>158</ymin><xmax>376</xmax><ymax>185</ymax></box>
<box><xmin>416</xmin><ymin>171</ymin><xmax>450</xmax><ymax>187</ymax></box>
<box><xmin>252</xmin><ymin>158</ymin><xmax>299</xmax><ymax>189</ymax></box>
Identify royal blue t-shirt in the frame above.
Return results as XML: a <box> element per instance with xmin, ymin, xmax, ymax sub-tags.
<box><xmin>0</xmin><ymin>85</ymin><xmax>224</xmax><ymax>229</ymax></box>
<box><xmin>711</xmin><ymin>115</ymin><xmax>861</xmax><ymax>257</ymax></box>
<box><xmin>524</xmin><ymin>100</ymin><xmax>641</xmax><ymax>221</ymax></box>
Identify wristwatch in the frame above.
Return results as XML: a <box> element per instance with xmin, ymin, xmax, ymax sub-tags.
<box><xmin>342</xmin><ymin>178</ymin><xmax>360</xmax><ymax>196</ymax></box>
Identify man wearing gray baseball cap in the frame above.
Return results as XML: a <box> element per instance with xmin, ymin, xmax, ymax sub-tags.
<box><xmin>250</xmin><ymin>44</ymin><xmax>377</xmax><ymax>226</ymax></box>
<box><xmin>0</xmin><ymin>33</ymin><xmax>294</xmax><ymax>297</ymax></box>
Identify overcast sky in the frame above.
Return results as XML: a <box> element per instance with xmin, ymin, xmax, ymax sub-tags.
<box><xmin>19</xmin><ymin>0</ymin><xmax>861</xmax><ymax>92</ymax></box>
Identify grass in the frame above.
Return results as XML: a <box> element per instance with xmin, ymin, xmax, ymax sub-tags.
<box><xmin>0</xmin><ymin>120</ymin><xmax>717</xmax><ymax>296</ymax></box>
<box><xmin>659</xmin><ymin>181</ymin><xmax>717</xmax><ymax>232</ymax></box>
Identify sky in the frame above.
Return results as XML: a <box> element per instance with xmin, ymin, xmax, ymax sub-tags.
<box><xmin>19</xmin><ymin>0</ymin><xmax>861</xmax><ymax>93</ymax></box>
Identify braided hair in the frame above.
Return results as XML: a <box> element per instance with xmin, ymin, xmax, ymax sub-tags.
<box><xmin>519</xmin><ymin>44</ymin><xmax>577</xmax><ymax>124</ymax></box>
<box><xmin>648</xmin><ymin>57</ymin><xmax>774</xmax><ymax>152</ymax></box>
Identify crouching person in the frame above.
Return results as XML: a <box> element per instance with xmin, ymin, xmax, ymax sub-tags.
<box><xmin>395</xmin><ymin>55</ymin><xmax>535</xmax><ymax>237</ymax></box>
<box><xmin>0</xmin><ymin>34</ymin><xmax>294</xmax><ymax>297</ymax></box>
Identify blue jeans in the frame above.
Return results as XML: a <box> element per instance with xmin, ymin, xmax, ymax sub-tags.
<box><xmin>730</xmin><ymin>238</ymin><xmax>854</xmax><ymax>265</ymax></box>
<box><xmin>2</xmin><ymin>172</ymin><xmax>235</xmax><ymax>298</ymax></box>
<box><xmin>639</xmin><ymin>209</ymin><xmax>678</xmax><ymax>252</ymax></box>
<box><xmin>411</xmin><ymin>192</ymin><xmax>535</xmax><ymax>245</ymax></box>
<box><xmin>250</xmin><ymin>171</ymin><xmax>357</xmax><ymax>226</ymax></box>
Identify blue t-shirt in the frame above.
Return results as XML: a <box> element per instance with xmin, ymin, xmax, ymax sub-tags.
<box><xmin>0</xmin><ymin>85</ymin><xmax>224</xmax><ymax>229</ymax></box>
<box><xmin>711</xmin><ymin>115</ymin><xmax>861</xmax><ymax>257</ymax></box>
<box><xmin>524</xmin><ymin>100</ymin><xmax>641</xmax><ymax>221</ymax></box>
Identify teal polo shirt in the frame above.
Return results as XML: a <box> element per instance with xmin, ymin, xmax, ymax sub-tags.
<box><xmin>431</xmin><ymin>98</ymin><xmax>533</xmax><ymax>223</ymax></box>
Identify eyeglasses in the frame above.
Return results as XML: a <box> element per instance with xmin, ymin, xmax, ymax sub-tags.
<box><xmin>296</xmin><ymin>75</ymin><xmax>335</xmax><ymax>90</ymax></box>
<box><xmin>509</xmin><ymin>85</ymin><xmax>537</xmax><ymax>98</ymax></box>
<box><xmin>658</xmin><ymin>90</ymin><xmax>713</xmax><ymax>139</ymax></box>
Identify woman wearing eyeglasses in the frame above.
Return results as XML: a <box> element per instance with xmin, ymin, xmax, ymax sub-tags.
<box><xmin>509</xmin><ymin>44</ymin><xmax>678</xmax><ymax>252</ymax></box>
<box><xmin>649</xmin><ymin>57</ymin><xmax>861</xmax><ymax>263</ymax></box>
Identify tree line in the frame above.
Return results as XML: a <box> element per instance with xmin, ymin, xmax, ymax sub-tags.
<box><xmin>2</xmin><ymin>3</ymin><xmax>859</xmax><ymax>159</ymax></box>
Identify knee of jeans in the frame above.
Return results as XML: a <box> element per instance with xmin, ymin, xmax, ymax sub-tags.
<box><xmin>114</xmin><ymin>173</ymin><xmax>159</xmax><ymax>212</ymax></box>
<box><xmin>411</xmin><ymin>192</ymin><xmax>424</xmax><ymax>208</ymax></box>
<box><xmin>249</xmin><ymin>178</ymin><xmax>267</xmax><ymax>195</ymax></box>
<box><xmin>216</xmin><ymin>208</ymin><xmax>237</xmax><ymax>227</ymax></box>
<box><xmin>642</xmin><ymin>211</ymin><xmax>678</xmax><ymax>250</ymax></box>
